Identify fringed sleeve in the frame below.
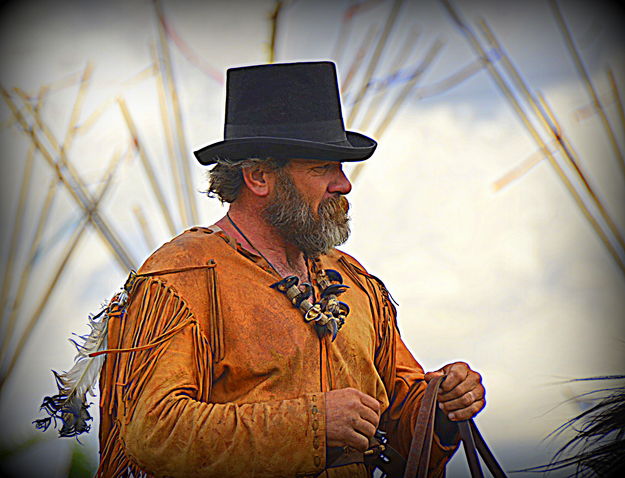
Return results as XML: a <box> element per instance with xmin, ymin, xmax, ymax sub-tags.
<box><xmin>98</xmin><ymin>274</ymin><xmax>210</xmax><ymax>477</ymax></box>
<box><xmin>98</xmin><ymin>269</ymin><xmax>325</xmax><ymax>478</ymax></box>
<box><xmin>338</xmin><ymin>255</ymin><xmax>459</xmax><ymax>478</ymax></box>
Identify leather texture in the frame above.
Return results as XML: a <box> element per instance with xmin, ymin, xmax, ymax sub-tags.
<box><xmin>97</xmin><ymin>227</ymin><xmax>458</xmax><ymax>477</ymax></box>
<box><xmin>403</xmin><ymin>376</ymin><xmax>507</xmax><ymax>478</ymax></box>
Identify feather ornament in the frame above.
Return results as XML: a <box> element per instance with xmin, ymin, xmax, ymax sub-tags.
<box><xmin>34</xmin><ymin>272</ymin><xmax>135</xmax><ymax>438</ymax></box>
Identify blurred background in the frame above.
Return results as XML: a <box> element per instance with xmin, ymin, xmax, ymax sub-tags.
<box><xmin>1</xmin><ymin>0</ymin><xmax>624</xmax><ymax>476</ymax></box>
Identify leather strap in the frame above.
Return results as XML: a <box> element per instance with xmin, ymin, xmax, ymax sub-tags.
<box><xmin>467</xmin><ymin>420</ymin><xmax>507</xmax><ymax>478</ymax></box>
<box><xmin>459</xmin><ymin>421</ymin><xmax>484</xmax><ymax>478</ymax></box>
<box><xmin>403</xmin><ymin>375</ymin><xmax>445</xmax><ymax>478</ymax></box>
<box><xmin>403</xmin><ymin>375</ymin><xmax>507</xmax><ymax>478</ymax></box>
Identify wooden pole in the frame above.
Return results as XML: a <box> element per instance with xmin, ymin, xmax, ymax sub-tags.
<box><xmin>63</xmin><ymin>63</ymin><xmax>94</xmax><ymax>151</ymax></box>
<box><xmin>117</xmin><ymin>97</ymin><xmax>177</xmax><ymax>236</ymax></box>
<box><xmin>0</xmin><ymin>150</ymin><xmax>123</xmax><ymax>390</ymax></box>
<box><xmin>11</xmin><ymin>87</ymin><xmax>136</xmax><ymax>269</ymax></box>
<box><xmin>122</xmin><ymin>63</ymin><xmax>158</xmax><ymax>87</ymax></box>
<box><xmin>538</xmin><ymin>91</ymin><xmax>625</xmax><ymax>250</ymax></box>
<box><xmin>74</xmin><ymin>98</ymin><xmax>114</xmax><ymax>137</ymax></box>
<box><xmin>155</xmin><ymin>0</ymin><xmax>199</xmax><ymax>226</ymax></box>
<box><xmin>440</xmin><ymin>0</ymin><xmax>625</xmax><ymax>275</ymax></box>
<box><xmin>0</xmin><ymin>145</ymin><xmax>35</xmax><ymax>320</ymax></box>
<box><xmin>0</xmin><ymin>87</ymin><xmax>45</xmax><ymax>321</ymax></box>
<box><xmin>478</xmin><ymin>18</ymin><xmax>625</xmax><ymax>251</ymax></box>
<box><xmin>333</xmin><ymin>0</ymin><xmax>383</xmax><ymax>63</ymax></box>
<box><xmin>1</xmin><ymin>86</ymin><xmax>136</xmax><ymax>270</ymax></box>
<box><xmin>268</xmin><ymin>1</ymin><xmax>283</xmax><ymax>63</ymax></box>
<box><xmin>0</xmin><ymin>70</ymin><xmax>81</xmax><ymax>129</ymax></box>
<box><xmin>13</xmin><ymin>63</ymin><xmax>92</xmax><ymax>156</ymax></box>
<box><xmin>14</xmin><ymin>88</ymin><xmax>60</xmax><ymax>155</ymax></box>
<box><xmin>46</xmin><ymin>69</ymin><xmax>83</xmax><ymax>95</ymax></box>
<box><xmin>332</xmin><ymin>0</ymin><xmax>357</xmax><ymax>64</ymax></box>
<box><xmin>152</xmin><ymin>41</ymin><xmax>188</xmax><ymax>227</ymax></box>
<box><xmin>2</xmin><ymin>66</ymin><xmax>92</xmax><ymax>311</ymax></box>
<box><xmin>74</xmin><ymin>65</ymin><xmax>157</xmax><ymax>137</ymax></box>
<box><xmin>0</xmin><ymin>178</ymin><xmax>58</xmax><ymax>362</ymax></box>
<box><xmin>133</xmin><ymin>204</ymin><xmax>156</xmax><ymax>251</ymax></box>
<box><xmin>359</xmin><ymin>24</ymin><xmax>420</xmax><ymax>131</ymax></box>
<box><xmin>409</xmin><ymin>57</ymin><xmax>485</xmax><ymax>100</ymax></box>
<box><xmin>386</xmin><ymin>23</ymin><xmax>420</xmax><ymax>85</ymax></box>
<box><xmin>350</xmin><ymin>39</ymin><xmax>443</xmax><ymax>183</ymax></box>
<box><xmin>549</xmin><ymin>0</ymin><xmax>625</xmax><ymax>178</ymax></box>
<box><xmin>493</xmin><ymin>143</ymin><xmax>553</xmax><ymax>192</ymax></box>
<box><xmin>346</xmin><ymin>0</ymin><xmax>404</xmax><ymax>128</ymax></box>
<box><xmin>606</xmin><ymin>68</ymin><xmax>625</xmax><ymax>139</ymax></box>
<box><xmin>340</xmin><ymin>23</ymin><xmax>379</xmax><ymax>95</ymax></box>
<box><xmin>373</xmin><ymin>39</ymin><xmax>443</xmax><ymax>139</ymax></box>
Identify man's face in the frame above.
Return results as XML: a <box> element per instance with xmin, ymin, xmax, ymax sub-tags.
<box><xmin>262</xmin><ymin>159</ymin><xmax>353</xmax><ymax>257</ymax></box>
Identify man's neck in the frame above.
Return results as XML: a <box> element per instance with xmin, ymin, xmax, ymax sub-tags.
<box><xmin>215</xmin><ymin>205</ymin><xmax>309</xmax><ymax>281</ymax></box>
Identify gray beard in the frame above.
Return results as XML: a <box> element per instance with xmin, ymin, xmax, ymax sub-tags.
<box><xmin>262</xmin><ymin>169</ymin><xmax>351</xmax><ymax>258</ymax></box>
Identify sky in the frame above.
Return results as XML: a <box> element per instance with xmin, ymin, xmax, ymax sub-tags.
<box><xmin>0</xmin><ymin>0</ymin><xmax>624</xmax><ymax>476</ymax></box>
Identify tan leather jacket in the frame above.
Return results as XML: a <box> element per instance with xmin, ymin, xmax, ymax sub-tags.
<box><xmin>97</xmin><ymin>227</ymin><xmax>456</xmax><ymax>477</ymax></box>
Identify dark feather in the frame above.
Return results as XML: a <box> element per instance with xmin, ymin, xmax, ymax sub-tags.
<box><xmin>324</xmin><ymin>269</ymin><xmax>343</xmax><ymax>284</ymax></box>
<box><xmin>321</xmin><ymin>284</ymin><xmax>349</xmax><ymax>298</ymax></box>
<box><xmin>33</xmin><ymin>273</ymin><xmax>135</xmax><ymax>439</ymax></box>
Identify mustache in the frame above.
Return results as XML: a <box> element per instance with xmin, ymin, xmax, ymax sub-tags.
<box><xmin>262</xmin><ymin>170</ymin><xmax>351</xmax><ymax>257</ymax></box>
<box><xmin>320</xmin><ymin>195</ymin><xmax>349</xmax><ymax>218</ymax></box>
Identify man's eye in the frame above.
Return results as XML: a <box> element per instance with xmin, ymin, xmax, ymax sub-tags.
<box><xmin>311</xmin><ymin>165</ymin><xmax>332</xmax><ymax>173</ymax></box>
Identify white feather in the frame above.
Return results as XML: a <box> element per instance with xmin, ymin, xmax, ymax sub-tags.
<box><xmin>61</xmin><ymin>309</ymin><xmax>109</xmax><ymax>400</ymax></box>
<box><xmin>35</xmin><ymin>282</ymin><xmax>132</xmax><ymax>437</ymax></box>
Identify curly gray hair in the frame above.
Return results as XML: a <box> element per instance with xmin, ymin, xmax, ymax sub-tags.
<box><xmin>205</xmin><ymin>157</ymin><xmax>288</xmax><ymax>203</ymax></box>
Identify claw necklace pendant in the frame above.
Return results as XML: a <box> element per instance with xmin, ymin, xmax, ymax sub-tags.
<box><xmin>226</xmin><ymin>213</ymin><xmax>350</xmax><ymax>341</ymax></box>
<box><xmin>270</xmin><ymin>269</ymin><xmax>350</xmax><ymax>341</ymax></box>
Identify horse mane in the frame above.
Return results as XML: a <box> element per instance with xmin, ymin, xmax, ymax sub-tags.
<box><xmin>522</xmin><ymin>375</ymin><xmax>625</xmax><ymax>477</ymax></box>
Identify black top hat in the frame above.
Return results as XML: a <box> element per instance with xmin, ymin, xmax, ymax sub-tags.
<box><xmin>194</xmin><ymin>61</ymin><xmax>377</xmax><ymax>165</ymax></box>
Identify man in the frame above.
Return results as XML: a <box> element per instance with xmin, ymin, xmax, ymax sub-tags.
<box><xmin>96</xmin><ymin>62</ymin><xmax>485</xmax><ymax>477</ymax></box>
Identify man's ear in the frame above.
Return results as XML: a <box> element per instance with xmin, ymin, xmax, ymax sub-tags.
<box><xmin>241</xmin><ymin>165</ymin><xmax>272</xmax><ymax>197</ymax></box>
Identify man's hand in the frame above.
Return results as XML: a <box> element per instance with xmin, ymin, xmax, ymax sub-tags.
<box><xmin>325</xmin><ymin>388</ymin><xmax>381</xmax><ymax>452</ymax></box>
<box><xmin>425</xmin><ymin>362</ymin><xmax>485</xmax><ymax>421</ymax></box>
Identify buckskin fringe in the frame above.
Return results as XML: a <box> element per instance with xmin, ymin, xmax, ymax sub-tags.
<box><xmin>206</xmin><ymin>260</ymin><xmax>225</xmax><ymax>363</ymax></box>
<box><xmin>338</xmin><ymin>256</ymin><xmax>398</xmax><ymax>398</ymax></box>
<box><xmin>97</xmin><ymin>275</ymin><xmax>211</xmax><ymax>478</ymax></box>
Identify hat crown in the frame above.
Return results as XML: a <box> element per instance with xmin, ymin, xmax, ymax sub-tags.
<box><xmin>193</xmin><ymin>61</ymin><xmax>377</xmax><ymax>165</ymax></box>
<box><xmin>224</xmin><ymin>62</ymin><xmax>348</xmax><ymax>144</ymax></box>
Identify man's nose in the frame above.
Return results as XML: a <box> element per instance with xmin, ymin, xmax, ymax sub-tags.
<box><xmin>328</xmin><ymin>165</ymin><xmax>352</xmax><ymax>195</ymax></box>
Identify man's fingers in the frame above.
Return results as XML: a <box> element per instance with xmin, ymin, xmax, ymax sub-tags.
<box><xmin>426</xmin><ymin>362</ymin><xmax>486</xmax><ymax>421</ymax></box>
<box><xmin>439</xmin><ymin>385</ymin><xmax>485</xmax><ymax>413</ymax></box>
<box><xmin>358</xmin><ymin>392</ymin><xmax>381</xmax><ymax>415</ymax></box>
<box><xmin>445</xmin><ymin>399</ymin><xmax>485</xmax><ymax>421</ymax></box>
<box><xmin>424</xmin><ymin>370</ymin><xmax>444</xmax><ymax>383</ymax></box>
<box><xmin>344</xmin><ymin>430</ymin><xmax>372</xmax><ymax>452</ymax></box>
<box><xmin>358</xmin><ymin>405</ymin><xmax>380</xmax><ymax>430</ymax></box>
<box><xmin>438</xmin><ymin>371</ymin><xmax>483</xmax><ymax>402</ymax></box>
<box><xmin>328</xmin><ymin>417</ymin><xmax>375</xmax><ymax>452</ymax></box>
<box><xmin>439</xmin><ymin>362</ymin><xmax>469</xmax><ymax>393</ymax></box>
<box><xmin>352</xmin><ymin>414</ymin><xmax>377</xmax><ymax>440</ymax></box>
<box><xmin>325</xmin><ymin>388</ymin><xmax>381</xmax><ymax>452</ymax></box>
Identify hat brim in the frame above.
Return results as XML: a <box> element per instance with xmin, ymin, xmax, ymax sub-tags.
<box><xmin>194</xmin><ymin>131</ymin><xmax>376</xmax><ymax>165</ymax></box>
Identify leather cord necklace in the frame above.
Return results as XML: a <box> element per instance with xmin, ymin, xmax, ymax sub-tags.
<box><xmin>225</xmin><ymin>212</ymin><xmax>350</xmax><ymax>341</ymax></box>
<box><xmin>226</xmin><ymin>212</ymin><xmax>282</xmax><ymax>276</ymax></box>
